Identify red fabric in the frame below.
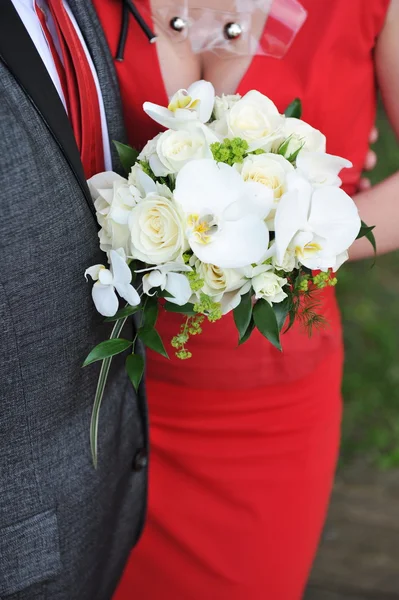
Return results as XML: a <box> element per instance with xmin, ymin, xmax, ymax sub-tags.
<box><xmin>34</xmin><ymin>1</ymin><xmax>69</xmax><ymax>103</ymax></box>
<box><xmin>47</xmin><ymin>0</ymin><xmax>104</xmax><ymax>178</ymax></box>
<box><xmin>93</xmin><ymin>0</ymin><xmax>390</xmax><ymax>597</ymax></box>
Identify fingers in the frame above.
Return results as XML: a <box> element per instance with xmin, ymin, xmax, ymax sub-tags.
<box><xmin>358</xmin><ymin>177</ymin><xmax>372</xmax><ymax>191</ymax></box>
<box><xmin>369</xmin><ymin>126</ymin><xmax>379</xmax><ymax>144</ymax></box>
<box><xmin>364</xmin><ymin>149</ymin><xmax>377</xmax><ymax>171</ymax></box>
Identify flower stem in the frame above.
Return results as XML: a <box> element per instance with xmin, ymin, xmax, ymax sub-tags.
<box><xmin>90</xmin><ymin>316</ymin><xmax>127</xmax><ymax>468</ymax></box>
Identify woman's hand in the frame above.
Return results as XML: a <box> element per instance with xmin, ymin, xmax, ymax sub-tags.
<box><xmin>358</xmin><ymin>126</ymin><xmax>378</xmax><ymax>191</ymax></box>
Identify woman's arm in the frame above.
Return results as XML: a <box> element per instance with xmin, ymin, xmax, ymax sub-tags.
<box><xmin>350</xmin><ymin>0</ymin><xmax>399</xmax><ymax>260</ymax></box>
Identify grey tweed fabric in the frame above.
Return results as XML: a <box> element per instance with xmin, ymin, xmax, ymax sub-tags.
<box><xmin>0</xmin><ymin>2</ymin><xmax>148</xmax><ymax>598</ymax></box>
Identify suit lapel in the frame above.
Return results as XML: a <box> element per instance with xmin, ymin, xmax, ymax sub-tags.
<box><xmin>67</xmin><ymin>0</ymin><xmax>127</xmax><ymax>171</ymax></box>
<box><xmin>0</xmin><ymin>0</ymin><xmax>95</xmax><ymax>219</ymax></box>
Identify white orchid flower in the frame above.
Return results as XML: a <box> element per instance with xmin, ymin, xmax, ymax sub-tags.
<box><xmin>296</xmin><ymin>151</ymin><xmax>352</xmax><ymax>187</ymax></box>
<box><xmin>174</xmin><ymin>159</ymin><xmax>272</xmax><ymax>269</ymax></box>
<box><xmin>137</xmin><ymin>262</ymin><xmax>192</xmax><ymax>306</ymax></box>
<box><xmin>274</xmin><ymin>173</ymin><xmax>361</xmax><ymax>271</ymax></box>
<box><xmin>85</xmin><ymin>250</ymin><xmax>140</xmax><ymax>317</ymax></box>
<box><xmin>143</xmin><ymin>80</ymin><xmax>215</xmax><ymax>130</ymax></box>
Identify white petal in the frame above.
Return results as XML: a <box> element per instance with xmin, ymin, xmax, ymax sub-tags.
<box><xmin>164</xmin><ymin>272</ymin><xmax>192</xmax><ymax>305</ymax></box>
<box><xmin>136</xmin><ymin>262</ymin><xmax>191</xmax><ymax>274</ymax></box>
<box><xmin>220</xmin><ymin>290</ymin><xmax>242</xmax><ymax>315</ymax></box>
<box><xmin>88</xmin><ymin>172</ymin><xmax>126</xmax><ymax>199</ymax></box>
<box><xmin>143</xmin><ymin>271</ymin><xmax>166</xmax><ymax>295</ymax></box>
<box><xmin>137</xmin><ymin>168</ymin><xmax>157</xmax><ymax>195</ymax></box>
<box><xmin>109</xmin><ymin>249</ymin><xmax>132</xmax><ymax>285</ymax></box>
<box><xmin>92</xmin><ymin>283</ymin><xmax>119</xmax><ymax>317</ymax></box>
<box><xmin>84</xmin><ymin>265</ymin><xmax>103</xmax><ymax>281</ymax></box>
<box><xmin>297</xmin><ymin>152</ymin><xmax>352</xmax><ymax>186</ymax></box>
<box><xmin>147</xmin><ymin>270</ymin><xmax>166</xmax><ymax>289</ymax></box>
<box><xmin>98</xmin><ymin>268</ymin><xmax>114</xmax><ymax>285</ymax></box>
<box><xmin>188</xmin><ymin>80</ymin><xmax>215</xmax><ymax>123</ymax></box>
<box><xmin>143</xmin><ymin>103</ymin><xmax>176</xmax><ymax>130</ymax></box>
<box><xmin>308</xmin><ymin>187</ymin><xmax>361</xmax><ymax>254</ymax></box>
<box><xmin>149</xmin><ymin>153</ymin><xmax>170</xmax><ymax>177</ymax></box>
<box><xmin>332</xmin><ymin>251</ymin><xmax>349</xmax><ymax>271</ymax></box>
<box><xmin>242</xmin><ymin>181</ymin><xmax>275</xmax><ymax>219</ymax></box>
<box><xmin>190</xmin><ymin>215</ymin><xmax>269</xmax><ymax>269</ymax></box>
<box><xmin>114</xmin><ymin>282</ymin><xmax>141</xmax><ymax>307</ymax></box>
<box><xmin>174</xmin><ymin>159</ymin><xmax>242</xmax><ymax>215</ymax></box>
<box><xmin>274</xmin><ymin>189</ymin><xmax>309</xmax><ymax>265</ymax></box>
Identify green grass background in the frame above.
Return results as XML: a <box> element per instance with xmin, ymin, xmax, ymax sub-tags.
<box><xmin>339</xmin><ymin>105</ymin><xmax>399</xmax><ymax>468</ymax></box>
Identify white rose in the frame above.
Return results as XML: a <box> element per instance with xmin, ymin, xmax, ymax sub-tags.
<box><xmin>226</xmin><ymin>90</ymin><xmax>284</xmax><ymax>151</ymax></box>
<box><xmin>213</xmin><ymin>93</ymin><xmax>241</xmax><ymax>120</ymax></box>
<box><xmin>149</xmin><ymin>128</ymin><xmax>212</xmax><ymax>177</ymax></box>
<box><xmin>281</xmin><ymin>118</ymin><xmax>326</xmax><ymax>156</ymax></box>
<box><xmin>193</xmin><ymin>259</ymin><xmax>245</xmax><ymax>299</ymax></box>
<box><xmin>252</xmin><ymin>268</ymin><xmax>288</xmax><ymax>304</ymax></box>
<box><xmin>128</xmin><ymin>194</ymin><xmax>186</xmax><ymax>264</ymax></box>
<box><xmin>272</xmin><ymin>246</ymin><xmax>297</xmax><ymax>272</ymax></box>
<box><xmin>88</xmin><ymin>171</ymin><xmax>141</xmax><ymax>254</ymax></box>
<box><xmin>192</xmin><ymin>258</ymin><xmax>250</xmax><ymax>314</ymax></box>
<box><xmin>137</xmin><ymin>134</ymin><xmax>161</xmax><ymax>162</ymax></box>
<box><xmin>239</xmin><ymin>153</ymin><xmax>294</xmax><ymax>201</ymax></box>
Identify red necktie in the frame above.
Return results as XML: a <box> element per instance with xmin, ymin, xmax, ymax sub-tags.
<box><xmin>34</xmin><ymin>1</ymin><xmax>69</xmax><ymax>104</ymax></box>
<box><xmin>37</xmin><ymin>0</ymin><xmax>105</xmax><ymax>178</ymax></box>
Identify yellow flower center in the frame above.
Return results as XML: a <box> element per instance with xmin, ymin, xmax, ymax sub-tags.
<box><xmin>168</xmin><ymin>90</ymin><xmax>200</xmax><ymax>113</ymax></box>
<box><xmin>187</xmin><ymin>214</ymin><xmax>217</xmax><ymax>245</ymax></box>
<box><xmin>296</xmin><ymin>241</ymin><xmax>322</xmax><ymax>257</ymax></box>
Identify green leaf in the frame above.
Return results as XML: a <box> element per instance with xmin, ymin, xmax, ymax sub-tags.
<box><xmin>83</xmin><ymin>338</ymin><xmax>132</xmax><ymax>367</ymax></box>
<box><xmin>238</xmin><ymin>317</ymin><xmax>256</xmax><ymax>346</ymax></box>
<box><xmin>142</xmin><ymin>296</ymin><xmax>159</xmax><ymax>331</ymax></box>
<box><xmin>138</xmin><ymin>328</ymin><xmax>169</xmax><ymax>358</ymax></box>
<box><xmin>125</xmin><ymin>354</ymin><xmax>145</xmax><ymax>392</ymax></box>
<box><xmin>285</xmin><ymin>309</ymin><xmax>297</xmax><ymax>334</ymax></box>
<box><xmin>284</xmin><ymin>98</ymin><xmax>302</xmax><ymax>119</ymax></box>
<box><xmin>357</xmin><ymin>220</ymin><xmax>377</xmax><ymax>257</ymax></box>
<box><xmin>253</xmin><ymin>299</ymin><xmax>282</xmax><ymax>351</ymax></box>
<box><xmin>164</xmin><ymin>301</ymin><xmax>196</xmax><ymax>316</ymax></box>
<box><xmin>273</xmin><ymin>297</ymin><xmax>290</xmax><ymax>332</ymax></box>
<box><xmin>157</xmin><ymin>289</ymin><xmax>174</xmax><ymax>299</ymax></box>
<box><xmin>104</xmin><ymin>305</ymin><xmax>141</xmax><ymax>322</ymax></box>
<box><xmin>113</xmin><ymin>141</ymin><xmax>139</xmax><ymax>174</ymax></box>
<box><xmin>233</xmin><ymin>291</ymin><xmax>253</xmax><ymax>340</ymax></box>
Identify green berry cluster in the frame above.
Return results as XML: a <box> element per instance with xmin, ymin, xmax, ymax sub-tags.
<box><xmin>186</xmin><ymin>270</ymin><xmax>205</xmax><ymax>292</ymax></box>
<box><xmin>312</xmin><ymin>272</ymin><xmax>338</xmax><ymax>289</ymax></box>
<box><xmin>297</xmin><ymin>278</ymin><xmax>310</xmax><ymax>292</ymax></box>
<box><xmin>194</xmin><ymin>293</ymin><xmax>222</xmax><ymax>322</ymax></box>
<box><xmin>171</xmin><ymin>315</ymin><xmax>205</xmax><ymax>360</ymax></box>
<box><xmin>210</xmin><ymin>137</ymin><xmax>249</xmax><ymax>166</ymax></box>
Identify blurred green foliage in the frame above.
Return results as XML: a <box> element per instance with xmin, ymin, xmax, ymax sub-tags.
<box><xmin>339</xmin><ymin>105</ymin><xmax>399</xmax><ymax>468</ymax></box>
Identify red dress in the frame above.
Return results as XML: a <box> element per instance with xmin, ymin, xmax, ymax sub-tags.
<box><xmin>94</xmin><ymin>1</ymin><xmax>390</xmax><ymax>598</ymax></box>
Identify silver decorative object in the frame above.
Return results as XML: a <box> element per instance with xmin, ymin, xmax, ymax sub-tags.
<box><xmin>170</xmin><ymin>16</ymin><xmax>186</xmax><ymax>32</ymax></box>
<box><xmin>224</xmin><ymin>22</ymin><xmax>242</xmax><ymax>40</ymax></box>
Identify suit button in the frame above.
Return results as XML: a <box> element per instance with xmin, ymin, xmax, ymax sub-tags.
<box><xmin>133</xmin><ymin>449</ymin><xmax>148</xmax><ymax>471</ymax></box>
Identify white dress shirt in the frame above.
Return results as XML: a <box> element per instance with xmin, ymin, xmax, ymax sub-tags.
<box><xmin>11</xmin><ymin>0</ymin><xmax>112</xmax><ymax>170</ymax></box>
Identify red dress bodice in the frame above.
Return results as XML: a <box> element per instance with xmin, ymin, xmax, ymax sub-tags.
<box><xmin>94</xmin><ymin>0</ymin><xmax>389</xmax><ymax>389</ymax></box>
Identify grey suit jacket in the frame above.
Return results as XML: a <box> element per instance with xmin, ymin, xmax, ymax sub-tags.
<box><xmin>0</xmin><ymin>2</ymin><xmax>148</xmax><ymax>598</ymax></box>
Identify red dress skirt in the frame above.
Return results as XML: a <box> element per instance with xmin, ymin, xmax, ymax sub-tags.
<box><xmin>93</xmin><ymin>0</ymin><xmax>390</xmax><ymax>597</ymax></box>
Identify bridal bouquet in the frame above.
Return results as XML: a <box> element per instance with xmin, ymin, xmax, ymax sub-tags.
<box><xmin>84</xmin><ymin>80</ymin><xmax>374</xmax><ymax>464</ymax></box>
